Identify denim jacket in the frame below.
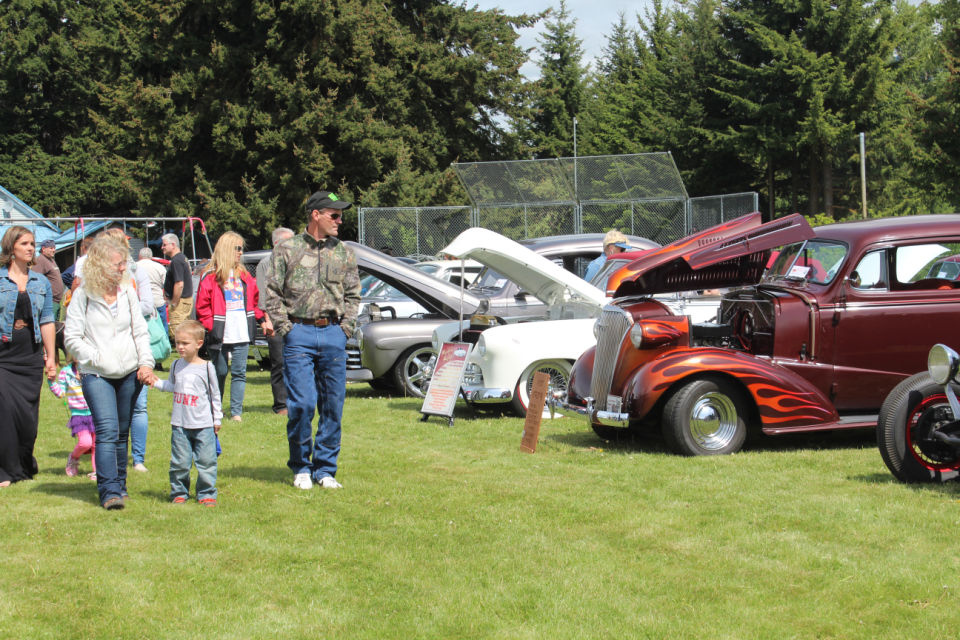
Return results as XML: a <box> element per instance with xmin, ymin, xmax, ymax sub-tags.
<box><xmin>0</xmin><ymin>266</ymin><xmax>54</xmax><ymax>343</ymax></box>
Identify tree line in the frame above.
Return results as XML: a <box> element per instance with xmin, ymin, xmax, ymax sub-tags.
<box><xmin>1</xmin><ymin>0</ymin><xmax>958</xmax><ymax>243</ymax></box>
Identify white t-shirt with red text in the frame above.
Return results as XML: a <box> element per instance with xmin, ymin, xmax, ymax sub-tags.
<box><xmin>153</xmin><ymin>359</ymin><xmax>223</xmax><ymax>428</ymax></box>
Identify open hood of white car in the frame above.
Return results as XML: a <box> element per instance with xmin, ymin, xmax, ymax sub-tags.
<box><xmin>442</xmin><ymin>228</ymin><xmax>607</xmax><ymax>309</ymax></box>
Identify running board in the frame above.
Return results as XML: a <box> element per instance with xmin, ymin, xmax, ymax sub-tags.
<box><xmin>762</xmin><ymin>414</ymin><xmax>877</xmax><ymax>436</ymax></box>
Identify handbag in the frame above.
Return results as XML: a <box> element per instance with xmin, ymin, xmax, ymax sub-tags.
<box><xmin>147</xmin><ymin>312</ymin><xmax>171</xmax><ymax>362</ymax></box>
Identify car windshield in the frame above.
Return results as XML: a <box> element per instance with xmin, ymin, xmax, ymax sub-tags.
<box><xmin>763</xmin><ymin>240</ymin><xmax>847</xmax><ymax>285</ymax></box>
<box><xmin>589</xmin><ymin>258</ymin><xmax>632</xmax><ymax>288</ymax></box>
<box><xmin>469</xmin><ymin>267</ymin><xmax>511</xmax><ymax>293</ymax></box>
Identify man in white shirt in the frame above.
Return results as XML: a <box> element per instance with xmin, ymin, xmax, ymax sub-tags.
<box><xmin>137</xmin><ymin>248</ymin><xmax>169</xmax><ymax>334</ymax></box>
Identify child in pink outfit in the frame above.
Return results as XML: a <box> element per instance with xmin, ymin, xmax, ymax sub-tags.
<box><xmin>48</xmin><ymin>360</ymin><xmax>96</xmax><ymax>479</ymax></box>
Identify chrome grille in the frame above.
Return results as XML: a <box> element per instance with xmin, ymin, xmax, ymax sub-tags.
<box><xmin>590</xmin><ymin>306</ymin><xmax>634</xmax><ymax>407</ymax></box>
<box><xmin>346</xmin><ymin>345</ymin><xmax>363</xmax><ymax>370</ymax></box>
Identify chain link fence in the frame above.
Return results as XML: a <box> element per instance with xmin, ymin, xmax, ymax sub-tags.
<box><xmin>688</xmin><ymin>192</ymin><xmax>760</xmax><ymax>232</ymax></box>
<box><xmin>358</xmin><ymin>154</ymin><xmax>759</xmax><ymax>256</ymax></box>
<box><xmin>357</xmin><ymin>206</ymin><xmax>472</xmax><ymax>257</ymax></box>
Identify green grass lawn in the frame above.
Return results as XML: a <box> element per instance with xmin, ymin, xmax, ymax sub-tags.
<box><xmin>3</xmin><ymin>362</ymin><xmax>960</xmax><ymax>639</ymax></box>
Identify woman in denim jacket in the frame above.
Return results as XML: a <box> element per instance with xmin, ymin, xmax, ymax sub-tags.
<box><xmin>0</xmin><ymin>226</ymin><xmax>57</xmax><ymax>488</ymax></box>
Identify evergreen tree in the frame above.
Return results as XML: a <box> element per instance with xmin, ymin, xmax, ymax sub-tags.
<box><xmin>716</xmin><ymin>0</ymin><xmax>901</xmax><ymax>218</ymax></box>
<box><xmin>526</xmin><ymin>0</ymin><xmax>591</xmax><ymax>159</ymax></box>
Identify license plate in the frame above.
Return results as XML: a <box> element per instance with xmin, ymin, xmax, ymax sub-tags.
<box><xmin>606</xmin><ymin>395</ymin><xmax>622</xmax><ymax>413</ymax></box>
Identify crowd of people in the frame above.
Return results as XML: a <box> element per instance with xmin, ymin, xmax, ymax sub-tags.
<box><xmin>0</xmin><ymin>188</ymin><xmax>359</xmax><ymax>508</ymax></box>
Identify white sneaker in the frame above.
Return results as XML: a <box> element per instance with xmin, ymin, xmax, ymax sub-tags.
<box><xmin>317</xmin><ymin>476</ymin><xmax>342</xmax><ymax>489</ymax></box>
<box><xmin>133</xmin><ymin>463</ymin><xmax>148</xmax><ymax>473</ymax></box>
<box><xmin>293</xmin><ymin>473</ymin><xmax>313</xmax><ymax>490</ymax></box>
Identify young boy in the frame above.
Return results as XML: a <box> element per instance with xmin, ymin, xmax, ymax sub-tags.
<box><xmin>152</xmin><ymin>320</ymin><xmax>223</xmax><ymax>506</ymax></box>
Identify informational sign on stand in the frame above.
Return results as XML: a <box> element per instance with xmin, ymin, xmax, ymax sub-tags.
<box><xmin>520</xmin><ymin>371</ymin><xmax>550</xmax><ymax>453</ymax></box>
<box><xmin>420</xmin><ymin>342</ymin><xmax>472</xmax><ymax>425</ymax></box>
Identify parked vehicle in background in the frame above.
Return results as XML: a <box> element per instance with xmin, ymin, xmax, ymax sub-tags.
<box><xmin>560</xmin><ymin>213</ymin><xmax>960</xmax><ymax>455</ymax></box>
<box><xmin>359</xmin><ymin>259</ymin><xmax>482</xmax><ymax>319</ymax></box>
<box><xmin>355</xmin><ymin>232</ymin><xmax>660</xmax><ymax>397</ymax></box>
<box><xmin>877</xmin><ymin>343</ymin><xmax>960</xmax><ymax>483</ymax></box>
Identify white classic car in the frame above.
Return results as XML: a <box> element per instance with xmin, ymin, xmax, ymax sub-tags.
<box><xmin>431</xmin><ymin>228</ymin><xmax>723</xmax><ymax>416</ymax></box>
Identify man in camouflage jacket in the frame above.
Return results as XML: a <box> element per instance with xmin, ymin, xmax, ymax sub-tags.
<box><xmin>262</xmin><ymin>190</ymin><xmax>360</xmax><ymax>491</ymax></box>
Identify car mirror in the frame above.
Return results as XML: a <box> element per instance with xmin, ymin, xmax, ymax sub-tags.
<box><xmin>515</xmin><ymin>290</ymin><xmax>529</xmax><ymax>301</ymax></box>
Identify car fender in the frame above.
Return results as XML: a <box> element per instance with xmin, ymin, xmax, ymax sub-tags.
<box><xmin>622</xmin><ymin>347</ymin><xmax>839</xmax><ymax>429</ymax></box>
<box><xmin>469</xmin><ymin>318</ymin><xmax>596</xmax><ymax>390</ymax></box>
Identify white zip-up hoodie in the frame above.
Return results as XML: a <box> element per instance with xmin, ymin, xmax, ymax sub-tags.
<box><xmin>64</xmin><ymin>283</ymin><xmax>154</xmax><ymax>378</ymax></box>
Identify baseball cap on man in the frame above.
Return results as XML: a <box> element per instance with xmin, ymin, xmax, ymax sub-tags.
<box><xmin>304</xmin><ymin>190</ymin><xmax>352</xmax><ymax>213</ymax></box>
<box><xmin>40</xmin><ymin>239</ymin><xmax>56</xmax><ymax>249</ymax></box>
<box><xmin>602</xmin><ymin>229</ymin><xmax>629</xmax><ymax>250</ymax></box>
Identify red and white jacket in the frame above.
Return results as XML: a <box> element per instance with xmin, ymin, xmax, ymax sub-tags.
<box><xmin>195</xmin><ymin>270</ymin><xmax>265</xmax><ymax>349</ymax></box>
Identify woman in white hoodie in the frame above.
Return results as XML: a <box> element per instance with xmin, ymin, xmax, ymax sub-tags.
<box><xmin>64</xmin><ymin>237</ymin><xmax>155</xmax><ymax>510</ymax></box>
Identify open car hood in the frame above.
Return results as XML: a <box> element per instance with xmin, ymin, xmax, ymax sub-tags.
<box><xmin>608</xmin><ymin>213</ymin><xmax>815</xmax><ymax>297</ymax></box>
<box><xmin>345</xmin><ymin>242</ymin><xmax>481</xmax><ymax>318</ymax></box>
<box><xmin>441</xmin><ymin>228</ymin><xmax>607</xmax><ymax>308</ymax></box>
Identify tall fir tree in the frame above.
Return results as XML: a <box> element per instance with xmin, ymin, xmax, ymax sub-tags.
<box><xmin>526</xmin><ymin>0</ymin><xmax>591</xmax><ymax>159</ymax></box>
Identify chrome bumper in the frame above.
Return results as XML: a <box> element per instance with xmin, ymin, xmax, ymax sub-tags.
<box><xmin>462</xmin><ymin>387</ymin><xmax>512</xmax><ymax>403</ymax></box>
<box><xmin>347</xmin><ymin>368</ymin><xmax>374</xmax><ymax>382</ymax></box>
<box><xmin>550</xmin><ymin>396</ymin><xmax>630</xmax><ymax>428</ymax></box>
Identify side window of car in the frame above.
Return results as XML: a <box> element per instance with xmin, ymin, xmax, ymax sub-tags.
<box><xmin>894</xmin><ymin>242</ymin><xmax>960</xmax><ymax>289</ymax></box>
<box><xmin>850</xmin><ymin>250</ymin><xmax>886</xmax><ymax>290</ymax></box>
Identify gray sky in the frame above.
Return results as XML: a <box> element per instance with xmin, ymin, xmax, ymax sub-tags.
<box><xmin>470</xmin><ymin>0</ymin><xmax>652</xmax><ymax>77</ymax></box>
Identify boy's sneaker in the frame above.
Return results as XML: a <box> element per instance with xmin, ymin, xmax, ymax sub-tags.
<box><xmin>198</xmin><ymin>498</ymin><xmax>217</xmax><ymax>507</ymax></box>
<box><xmin>293</xmin><ymin>473</ymin><xmax>313</xmax><ymax>490</ymax></box>
<box><xmin>317</xmin><ymin>476</ymin><xmax>343</xmax><ymax>490</ymax></box>
<box><xmin>65</xmin><ymin>455</ymin><xmax>78</xmax><ymax>477</ymax></box>
<box><xmin>172</xmin><ymin>496</ymin><xmax>187</xmax><ymax>504</ymax></box>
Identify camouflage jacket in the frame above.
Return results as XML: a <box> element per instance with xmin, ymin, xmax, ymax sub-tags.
<box><xmin>262</xmin><ymin>233</ymin><xmax>361</xmax><ymax>337</ymax></box>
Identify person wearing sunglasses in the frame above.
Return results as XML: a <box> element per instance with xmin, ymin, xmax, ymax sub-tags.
<box><xmin>195</xmin><ymin>231</ymin><xmax>273</xmax><ymax>423</ymax></box>
<box><xmin>261</xmin><ymin>190</ymin><xmax>360</xmax><ymax>491</ymax></box>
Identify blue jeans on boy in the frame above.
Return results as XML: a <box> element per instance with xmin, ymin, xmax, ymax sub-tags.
<box><xmin>130</xmin><ymin>385</ymin><xmax>148</xmax><ymax>465</ymax></box>
<box><xmin>209</xmin><ymin>342</ymin><xmax>248</xmax><ymax>418</ymax></box>
<box><xmin>81</xmin><ymin>371</ymin><xmax>142</xmax><ymax>505</ymax></box>
<box><xmin>282</xmin><ymin>324</ymin><xmax>346</xmax><ymax>482</ymax></box>
<box><xmin>169</xmin><ymin>426</ymin><xmax>217</xmax><ymax>501</ymax></box>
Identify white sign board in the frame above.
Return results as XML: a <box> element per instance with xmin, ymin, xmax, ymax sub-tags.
<box><xmin>420</xmin><ymin>342</ymin><xmax>471</xmax><ymax>420</ymax></box>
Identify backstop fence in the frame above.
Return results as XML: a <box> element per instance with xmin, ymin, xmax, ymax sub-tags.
<box><xmin>358</xmin><ymin>153</ymin><xmax>758</xmax><ymax>257</ymax></box>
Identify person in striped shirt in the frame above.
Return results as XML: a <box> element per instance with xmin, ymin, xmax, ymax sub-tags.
<box><xmin>48</xmin><ymin>356</ymin><xmax>96</xmax><ymax>480</ymax></box>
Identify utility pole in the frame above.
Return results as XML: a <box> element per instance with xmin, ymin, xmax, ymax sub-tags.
<box><xmin>859</xmin><ymin>132</ymin><xmax>868</xmax><ymax>219</ymax></box>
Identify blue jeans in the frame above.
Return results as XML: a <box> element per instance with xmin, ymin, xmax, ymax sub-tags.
<box><xmin>169</xmin><ymin>426</ymin><xmax>217</xmax><ymax>501</ymax></box>
<box><xmin>209</xmin><ymin>342</ymin><xmax>249</xmax><ymax>417</ymax></box>
<box><xmin>282</xmin><ymin>324</ymin><xmax>346</xmax><ymax>481</ymax></box>
<box><xmin>131</xmin><ymin>385</ymin><xmax>148</xmax><ymax>465</ymax></box>
<box><xmin>81</xmin><ymin>372</ymin><xmax>142</xmax><ymax>505</ymax></box>
<box><xmin>158</xmin><ymin>305</ymin><xmax>168</xmax><ymax>336</ymax></box>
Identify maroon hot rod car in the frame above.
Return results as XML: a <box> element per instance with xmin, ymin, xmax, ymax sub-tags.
<box><xmin>559</xmin><ymin>213</ymin><xmax>960</xmax><ymax>455</ymax></box>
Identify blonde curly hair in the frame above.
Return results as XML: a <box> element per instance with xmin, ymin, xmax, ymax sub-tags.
<box><xmin>82</xmin><ymin>236</ymin><xmax>131</xmax><ymax>298</ymax></box>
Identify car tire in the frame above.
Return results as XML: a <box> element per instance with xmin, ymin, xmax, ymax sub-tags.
<box><xmin>511</xmin><ymin>359</ymin><xmax>572</xmax><ymax>417</ymax></box>
<box><xmin>393</xmin><ymin>345</ymin><xmax>437</xmax><ymax>398</ymax></box>
<box><xmin>368</xmin><ymin>377</ymin><xmax>394</xmax><ymax>392</ymax></box>
<box><xmin>877</xmin><ymin>372</ymin><xmax>960</xmax><ymax>483</ymax></box>
<box><xmin>662</xmin><ymin>377</ymin><xmax>748</xmax><ymax>455</ymax></box>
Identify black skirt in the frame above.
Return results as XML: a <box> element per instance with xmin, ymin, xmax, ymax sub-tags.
<box><xmin>0</xmin><ymin>292</ymin><xmax>43</xmax><ymax>484</ymax></box>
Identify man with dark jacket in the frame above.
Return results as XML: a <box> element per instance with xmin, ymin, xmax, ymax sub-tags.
<box><xmin>256</xmin><ymin>226</ymin><xmax>294</xmax><ymax>416</ymax></box>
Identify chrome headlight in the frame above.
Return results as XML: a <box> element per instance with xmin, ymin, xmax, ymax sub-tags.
<box><xmin>928</xmin><ymin>344</ymin><xmax>960</xmax><ymax>385</ymax></box>
<box><xmin>629</xmin><ymin>324</ymin><xmax>643</xmax><ymax>349</ymax></box>
<box><xmin>476</xmin><ymin>335</ymin><xmax>486</xmax><ymax>356</ymax></box>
